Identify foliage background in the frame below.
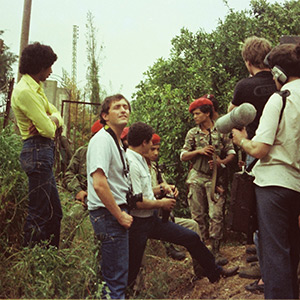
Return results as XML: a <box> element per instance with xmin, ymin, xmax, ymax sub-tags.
<box><xmin>129</xmin><ymin>0</ymin><xmax>300</xmax><ymax>216</ymax></box>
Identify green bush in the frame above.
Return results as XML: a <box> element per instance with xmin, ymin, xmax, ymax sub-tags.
<box><xmin>0</xmin><ymin>242</ymin><xmax>103</xmax><ymax>299</ymax></box>
<box><xmin>0</xmin><ymin>125</ymin><xmax>104</xmax><ymax>299</ymax></box>
<box><xmin>0</xmin><ymin>124</ymin><xmax>27</xmax><ymax>255</ymax></box>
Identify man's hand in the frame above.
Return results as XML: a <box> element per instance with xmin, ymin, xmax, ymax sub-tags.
<box><xmin>198</xmin><ymin>145</ymin><xmax>214</xmax><ymax>157</ymax></box>
<box><xmin>49</xmin><ymin>115</ymin><xmax>60</xmax><ymax>128</ymax></box>
<box><xmin>160</xmin><ymin>183</ymin><xmax>179</xmax><ymax>198</ymax></box>
<box><xmin>231</xmin><ymin>128</ymin><xmax>248</xmax><ymax>146</ymax></box>
<box><xmin>75</xmin><ymin>190</ymin><xmax>88</xmax><ymax>208</ymax></box>
<box><xmin>208</xmin><ymin>155</ymin><xmax>221</xmax><ymax>169</ymax></box>
<box><xmin>28</xmin><ymin>122</ymin><xmax>39</xmax><ymax>135</ymax></box>
<box><xmin>170</xmin><ymin>185</ymin><xmax>179</xmax><ymax>198</ymax></box>
<box><xmin>160</xmin><ymin>197</ymin><xmax>176</xmax><ymax>211</ymax></box>
<box><xmin>117</xmin><ymin>211</ymin><xmax>133</xmax><ymax>229</ymax></box>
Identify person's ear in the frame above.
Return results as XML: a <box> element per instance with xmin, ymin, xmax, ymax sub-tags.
<box><xmin>101</xmin><ymin>112</ymin><xmax>108</xmax><ymax>122</ymax></box>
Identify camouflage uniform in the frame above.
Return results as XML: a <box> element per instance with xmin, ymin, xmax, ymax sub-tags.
<box><xmin>149</xmin><ymin>162</ymin><xmax>201</xmax><ymax>239</ymax></box>
<box><xmin>64</xmin><ymin>145</ymin><xmax>88</xmax><ymax>196</ymax></box>
<box><xmin>181</xmin><ymin>125</ymin><xmax>235</xmax><ymax>241</ymax></box>
<box><xmin>62</xmin><ymin>145</ymin><xmax>89</xmax><ymax>246</ymax></box>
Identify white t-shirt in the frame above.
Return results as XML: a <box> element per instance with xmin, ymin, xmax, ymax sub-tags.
<box><xmin>126</xmin><ymin>148</ymin><xmax>156</xmax><ymax>218</ymax></box>
<box><xmin>253</xmin><ymin>79</ymin><xmax>300</xmax><ymax>192</ymax></box>
<box><xmin>87</xmin><ymin>128</ymin><xmax>130</xmax><ymax>210</ymax></box>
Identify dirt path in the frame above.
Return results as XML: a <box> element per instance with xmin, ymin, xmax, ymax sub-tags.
<box><xmin>169</xmin><ymin>245</ymin><xmax>263</xmax><ymax>299</ymax></box>
<box><xmin>138</xmin><ymin>242</ymin><xmax>264</xmax><ymax>299</ymax></box>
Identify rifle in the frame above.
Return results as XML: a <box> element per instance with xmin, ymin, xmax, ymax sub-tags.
<box><xmin>208</xmin><ymin>128</ymin><xmax>217</xmax><ymax>202</ymax></box>
<box><xmin>155</xmin><ymin>161</ymin><xmax>175</xmax><ymax>223</ymax></box>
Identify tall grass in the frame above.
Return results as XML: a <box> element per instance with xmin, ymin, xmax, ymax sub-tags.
<box><xmin>0</xmin><ymin>125</ymin><xmax>104</xmax><ymax>299</ymax></box>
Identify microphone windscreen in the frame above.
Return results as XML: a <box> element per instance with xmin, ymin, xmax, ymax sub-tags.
<box><xmin>215</xmin><ymin>103</ymin><xmax>257</xmax><ymax>134</ymax></box>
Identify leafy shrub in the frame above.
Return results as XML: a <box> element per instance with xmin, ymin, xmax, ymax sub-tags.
<box><xmin>0</xmin><ymin>242</ymin><xmax>103</xmax><ymax>299</ymax></box>
<box><xmin>0</xmin><ymin>124</ymin><xmax>27</xmax><ymax>255</ymax></box>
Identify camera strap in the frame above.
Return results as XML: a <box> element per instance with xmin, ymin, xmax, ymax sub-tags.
<box><xmin>246</xmin><ymin>89</ymin><xmax>290</xmax><ymax>172</ymax></box>
<box><xmin>104</xmin><ymin>125</ymin><xmax>130</xmax><ymax>178</ymax></box>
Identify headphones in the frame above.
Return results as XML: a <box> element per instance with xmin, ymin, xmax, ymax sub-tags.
<box><xmin>264</xmin><ymin>52</ymin><xmax>288</xmax><ymax>85</ymax></box>
<box><xmin>270</xmin><ymin>65</ymin><xmax>288</xmax><ymax>85</ymax></box>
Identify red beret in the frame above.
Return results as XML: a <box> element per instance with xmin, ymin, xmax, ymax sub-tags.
<box><xmin>121</xmin><ymin>127</ymin><xmax>129</xmax><ymax>140</ymax></box>
<box><xmin>91</xmin><ymin>120</ymin><xmax>103</xmax><ymax>133</ymax></box>
<box><xmin>189</xmin><ymin>98</ymin><xmax>213</xmax><ymax>113</ymax></box>
<box><xmin>152</xmin><ymin>133</ymin><xmax>161</xmax><ymax>145</ymax></box>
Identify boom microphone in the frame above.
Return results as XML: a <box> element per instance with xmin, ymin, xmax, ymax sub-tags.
<box><xmin>215</xmin><ymin>103</ymin><xmax>257</xmax><ymax>134</ymax></box>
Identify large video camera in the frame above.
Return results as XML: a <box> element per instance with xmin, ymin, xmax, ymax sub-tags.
<box><xmin>126</xmin><ymin>189</ymin><xmax>143</xmax><ymax>211</ymax></box>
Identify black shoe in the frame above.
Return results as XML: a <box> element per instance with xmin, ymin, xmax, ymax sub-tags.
<box><xmin>239</xmin><ymin>262</ymin><xmax>261</xmax><ymax>279</ymax></box>
<box><xmin>166</xmin><ymin>244</ymin><xmax>186</xmax><ymax>261</ymax></box>
<box><xmin>246</xmin><ymin>245</ymin><xmax>257</xmax><ymax>255</ymax></box>
<box><xmin>215</xmin><ymin>255</ymin><xmax>229</xmax><ymax>266</ymax></box>
<box><xmin>245</xmin><ymin>279</ymin><xmax>264</xmax><ymax>294</ymax></box>
<box><xmin>220</xmin><ymin>266</ymin><xmax>239</xmax><ymax>277</ymax></box>
<box><xmin>246</xmin><ymin>254</ymin><xmax>258</xmax><ymax>263</ymax></box>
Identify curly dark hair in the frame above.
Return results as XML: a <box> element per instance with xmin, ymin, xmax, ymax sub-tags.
<box><xmin>19</xmin><ymin>42</ymin><xmax>57</xmax><ymax>75</ymax></box>
<box><xmin>128</xmin><ymin>122</ymin><xmax>154</xmax><ymax>147</ymax></box>
<box><xmin>268</xmin><ymin>42</ymin><xmax>300</xmax><ymax>78</ymax></box>
<box><xmin>198</xmin><ymin>104</ymin><xmax>213</xmax><ymax>119</ymax></box>
<box><xmin>100</xmin><ymin>94</ymin><xmax>131</xmax><ymax>125</ymax></box>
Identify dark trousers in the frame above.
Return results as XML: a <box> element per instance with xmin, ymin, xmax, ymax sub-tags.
<box><xmin>89</xmin><ymin>207</ymin><xmax>129</xmax><ymax>299</ymax></box>
<box><xmin>20</xmin><ymin>136</ymin><xmax>62</xmax><ymax>248</ymax></box>
<box><xmin>256</xmin><ymin>185</ymin><xmax>300</xmax><ymax>299</ymax></box>
<box><xmin>128</xmin><ymin>211</ymin><xmax>221</xmax><ymax>286</ymax></box>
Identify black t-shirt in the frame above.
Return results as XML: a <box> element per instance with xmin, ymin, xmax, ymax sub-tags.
<box><xmin>232</xmin><ymin>71</ymin><xmax>277</xmax><ymax>139</ymax></box>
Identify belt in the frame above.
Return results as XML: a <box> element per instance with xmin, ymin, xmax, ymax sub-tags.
<box><xmin>24</xmin><ymin>135</ymin><xmax>53</xmax><ymax>144</ymax></box>
<box><xmin>94</xmin><ymin>203</ymin><xmax>128</xmax><ymax>211</ymax></box>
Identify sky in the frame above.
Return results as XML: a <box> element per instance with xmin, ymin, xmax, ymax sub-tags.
<box><xmin>1</xmin><ymin>0</ymin><xmax>279</xmax><ymax>101</ymax></box>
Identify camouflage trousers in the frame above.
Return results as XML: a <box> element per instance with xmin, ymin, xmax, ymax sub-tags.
<box><xmin>174</xmin><ymin>217</ymin><xmax>202</xmax><ymax>240</ymax></box>
<box><xmin>186</xmin><ymin>168</ymin><xmax>225</xmax><ymax>241</ymax></box>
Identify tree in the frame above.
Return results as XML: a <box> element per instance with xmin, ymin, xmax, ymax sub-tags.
<box><xmin>0</xmin><ymin>31</ymin><xmax>18</xmax><ymax>103</ymax></box>
<box><xmin>85</xmin><ymin>11</ymin><xmax>104</xmax><ymax>110</ymax></box>
<box><xmin>130</xmin><ymin>0</ymin><xmax>300</xmax><ymax>216</ymax></box>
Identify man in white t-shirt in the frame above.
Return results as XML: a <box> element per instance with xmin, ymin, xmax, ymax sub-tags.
<box><xmin>87</xmin><ymin>94</ymin><xmax>133</xmax><ymax>299</ymax></box>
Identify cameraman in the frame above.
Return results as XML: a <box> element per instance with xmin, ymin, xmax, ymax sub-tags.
<box><xmin>126</xmin><ymin>122</ymin><xmax>238</xmax><ymax>289</ymax></box>
<box><xmin>232</xmin><ymin>42</ymin><xmax>300</xmax><ymax>299</ymax></box>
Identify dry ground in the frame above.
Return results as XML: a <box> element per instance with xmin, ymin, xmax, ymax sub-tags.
<box><xmin>134</xmin><ymin>240</ymin><xmax>264</xmax><ymax>299</ymax></box>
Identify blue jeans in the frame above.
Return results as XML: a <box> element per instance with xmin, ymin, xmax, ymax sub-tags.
<box><xmin>255</xmin><ymin>185</ymin><xmax>300</xmax><ymax>299</ymax></box>
<box><xmin>20</xmin><ymin>136</ymin><xmax>62</xmax><ymax>248</ymax></box>
<box><xmin>128</xmin><ymin>211</ymin><xmax>221</xmax><ymax>286</ymax></box>
<box><xmin>89</xmin><ymin>207</ymin><xmax>129</xmax><ymax>299</ymax></box>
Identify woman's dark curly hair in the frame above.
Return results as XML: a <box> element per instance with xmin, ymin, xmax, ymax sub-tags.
<box><xmin>19</xmin><ymin>42</ymin><xmax>57</xmax><ymax>75</ymax></box>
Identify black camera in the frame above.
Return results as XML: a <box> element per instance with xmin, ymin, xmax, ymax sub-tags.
<box><xmin>126</xmin><ymin>190</ymin><xmax>143</xmax><ymax>210</ymax></box>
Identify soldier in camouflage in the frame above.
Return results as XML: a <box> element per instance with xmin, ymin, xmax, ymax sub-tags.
<box><xmin>64</xmin><ymin>120</ymin><xmax>103</xmax><ymax>205</ymax></box>
<box><xmin>64</xmin><ymin>145</ymin><xmax>88</xmax><ymax>204</ymax></box>
<box><xmin>180</xmin><ymin>97</ymin><xmax>235</xmax><ymax>265</ymax></box>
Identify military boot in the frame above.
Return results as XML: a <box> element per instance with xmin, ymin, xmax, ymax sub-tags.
<box><xmin>211</xmin><ymin>238</ymin><xmax>228</xmax><ymax>266</ymax></box>
<box><xmin>165</xmin><ymin>244</ymin><xmax>186</xmax><ymax>261</ymax></box>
